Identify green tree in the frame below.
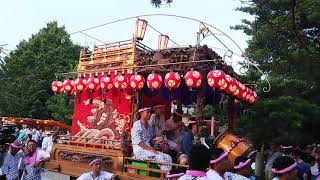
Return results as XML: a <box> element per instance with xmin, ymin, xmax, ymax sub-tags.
<box><xmin>0</xmin><ymin>21</ymin><xmax>80</xmax><ymax>124</ymax></box>
<box><xmin>150</xmin><ymin>0</ymin><xmax>173</xmax><ymax>7</ymax></box>
<box><xmin>235</xmin><ymin>0</ymin><xmax>320</xmax><ymax>145</ymax></box>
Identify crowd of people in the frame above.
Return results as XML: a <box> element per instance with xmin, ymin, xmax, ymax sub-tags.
<box><xmin>131</xmin><ymin>105</ymin><xmax>320</xmax><ymax>180</ymax></box>
<box><xmin>0</xmin><ymin>126</ymin><xmax>60</xmax><ymax>180</ymax></box>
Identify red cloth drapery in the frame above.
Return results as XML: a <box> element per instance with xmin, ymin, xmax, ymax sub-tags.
<box><xmin>71</xmin><ymin>72</ymin><xmax>133</xmax><ymax>140</ymax></box>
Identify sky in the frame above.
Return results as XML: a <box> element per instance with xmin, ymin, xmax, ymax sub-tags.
<box><xmin>0</xmin><ymin>0</ymin><xmax>253</xmax><ymax>70</ymax></box>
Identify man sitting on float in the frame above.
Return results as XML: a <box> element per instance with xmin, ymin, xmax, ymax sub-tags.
<box><xmin>131</xmin><ymin>107</ymin><xmax>172</xmax><ymax>171</ymax></box>
<box><xmin>150</xmin><ymin>105</ymin><xmax>185</xmax><ymax>154</ymax></box>
<box><xmin>162</xmin><ymin>109</ymin><xmax>186</xmax><ymax>153</ymax></box>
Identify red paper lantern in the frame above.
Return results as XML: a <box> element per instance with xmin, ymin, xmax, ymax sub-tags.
<box><xmin>130</xmin><ymin>74</ymin><xmax>145</xmax><ymax>90</ymax></box>
<box><xmin>86</xmin><ymin>76</ymin><xmax>100</xmax><ymax>91</ymax></box>
<box><xmin>114</xmin><ymin>74</ymin><xmax>129</xmax><ymax>90</ymax></box>
<box><xmin>207</xmin><ymin>70</ymin><xmax>227</xmax><ymax>89</ymax></box>
<box><xmin>74</xmin><ymin>77</ymin><xmax>87</xmax><ymax>93</ymax></box>
<box><xmin>236</xmin><ymin>82</ymin><xmax>246</xmax><ymax>99</ymax></box>
<box><xmin>147</xmin><ymin>73</ymin><xmax>162</xmax><ymax>90</ymax></box>
<box><xmin>232</xmin><ymin>80</ymin><xmax>240</xmax><ymax>96</ymax></box>
<box><xmin>100</xmin><ymin>76</ymin><xmax>113</xmax><ymax>91</ymax></box>
<box><xmin>51</xmin><ymin>80</ymin><xmax>64</xmax><ymax>94</ymax></box>
<box><xmin>184</xmin><ymin>70</ymin><xmax>202</xmax><ymax>89</ymax></box>
<box><xmin>63</xmin><ymin>79</ymin><xmax>75</xmax><ymax>94</ymax></box>
<box><xmin>225</xmin><ymin>77</ymin><xmax>238</xmax><ymax>94</ymax></box>
<box><xmin>164</xmin><ymin>72</ymin><xmax>181</xmax><ymax>89</ymax></box>
<box><xmin>222</xmin><ymin>74</ymin><xmax>232</xmax><ymax>91</ymax></box>
<box><xmin>249</xmin><ymin>91</ymin><xmax>257</xmax><ymax>104</ymax></box>
<box><xmin>245</xmin><ymin>89</ymin><xmax>253</xmax><ymax>102</ymax></box>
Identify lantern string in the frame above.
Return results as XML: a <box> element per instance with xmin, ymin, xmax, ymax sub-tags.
<box><xmin>147</xmin><ymin>23</ymin><xmax>180</xmax><ymax>46</ymax></box>
<box><xmin>80</xmin><ymin>32</ymin><xmax>106</xmax><ymax>44</ymax></box>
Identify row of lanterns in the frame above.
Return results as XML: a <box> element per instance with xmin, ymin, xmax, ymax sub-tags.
<box><xmin>52</xmin><ymin>70</ymin><xmax>257</xmax><ymax>104</ymax></box>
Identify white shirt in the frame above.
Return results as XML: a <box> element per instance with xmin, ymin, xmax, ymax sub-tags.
<box><xmin>77</xmin><ymin>171</ymin><xmax>115</xmax><ymax>180</ymax></box>
<box><xmin>206</xmin><ymin>169</ymin><xmax>224</xmax><ymax>180</ymax></box>
<box><xmin>42</xmin><ymin>136</ymin><xmax>53</xmax><ymax>153</ymax></box>
<box><xmin>32</xmin><ymin>130</ymin><xmax>40</xmax><ymax>141</ymax></box>
<box><xmin>311</xmin><ymin>162</ymin><xmax>319</xmax><ymax>176</ymax></box>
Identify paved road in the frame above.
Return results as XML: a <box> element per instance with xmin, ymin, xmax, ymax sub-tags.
<box><xmin>41</xmin><ymin>170</ymin><xmax>70</xmax><ymax>180</ymax></box>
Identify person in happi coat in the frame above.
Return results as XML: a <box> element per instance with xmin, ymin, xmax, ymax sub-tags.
<box><xmin>150</xmin><ymin>104</ymin><xmax>167</xmax><ymax>136</ymax></box>
<box><xmin>206</xmin><ymin>148</ymin><xmax>230</xmax><ymax>180</ymax></box>
<box><xmin>77</xmin><ymin>158</ymin><xmax>119</xmax><ymax>180</ymax></box>
<box><xmin>178</xmin><ymin>144</ymin><xmax>210</xmax><ymax>180</ymax></box>
<box><xmin>151</xmin><ymin>105</ymin><xmax>183</xmax><ymax>154</ymax></box>
<box><xmin>1</xmin><ymin>141</ymin><xmax>24</xmax><ymax>180</ymax></box>
<box><xmin>131</xmin><ymin>107</ymin><xmax>172</xmax><ymax>171</ymax></box>
<box><xmin>21</xmin><ymin>140</ymin><xmax>50</xmax><ymax>180</ymax></box>
<box><xmin>224</xmin><ymin>156</ymin><xmax>255</xmax><ymax>180</ymax></box>
<box><xmin>163</xmin><ymin>109</ymin><xmax>187</xmax><ymax>152</ymax></box>
<box><xmin>271</xmin><ymin>156</ymin><xmax>298</xmax><ymax>180</ymax></box>
<box><xmin>180</xmin><ymin>120</ymin><xmax>197</xmax><ymax>156</ymax></box>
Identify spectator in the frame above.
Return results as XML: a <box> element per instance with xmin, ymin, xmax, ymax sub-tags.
<box><xmin>224</xmin><ymin>156</ymin><xmax>254</xmax><ymax>180</ymax></box>
<box><xmin>178</xmin><ymin>144</ymin><xmax>210</xmax><ymax>180</ymax></box>
<box><xmin>31</xmin><ymin>128</ymin><xmax>40</xmax><ymax>143</ymax></box>
<box><xmin>77</xmin><ymin>158</ymin><xmax>118</xmax><ymax>180</ymax></box>
<box><xmin>41</xmin><ymin>131</ymin><xmax>53</xmax><ymax>153</ymax></box>
<box><xmin>168</xmin><ymin>154</ymin><xmax>189</xmax><ymax>179</ymax></box>
<box><xmin>207</xmin><ymin>148</ymin><xmax>230</xmax><ymax>180</ymax></box>
<box><xmin>37</xmin><ymin>129</ymin><xmax>44</xmax><ymax>148</ymax></box>
<box><xmin>265</xmin><ymin>143</ymin><xmax>283</xmax><ymax>180</ymax></box>
<box><xmin>21</xmin><ymin>140</ymin><xmax>50</xmax><ymax>180</ymax></box>
<box><xmin>292</xmin><ymin>150</ymin><xmax>312</xmax><ymax>180</ymax></box>
<box><xmin>0</xmin><ymin>141</ymin><xmax>24</xmax><ymax>180</ymax></box>
<box><xmin>310</xmin><ymin>155</ymin><xmax>319</xmax><ymax>180</ymax></box>
<box><xmin>272</xmin><ymin>156</ymin><xmax>298</xmax><ymax>180</ymax></box>
<box><xmin>181</xmin><ymin>120</ymin><xmax>197</xmax><ymax>156</ymax></box>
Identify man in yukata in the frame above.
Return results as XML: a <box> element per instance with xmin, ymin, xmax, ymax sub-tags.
<box><xmin>131</xmin><ymin>107</ymin><xmax>172</xmax><ymax>171</ymax></box>
<box><xmin>1</xmin><ymin>141</ymin><xmax>24</xmax><ymax>180</ymax></box>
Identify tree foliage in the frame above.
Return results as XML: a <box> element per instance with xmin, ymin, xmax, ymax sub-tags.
<box><xmin>0</xmin><ymin>22</ymin><xmax>80</xmax><ymax>124</ymax></box>
<box><xmin>235</xmin><ymin>0</ymin><xmax>320</xmax><ymax>145</ymax></box>
<box><xmin>150</xmin><ymin>0</ymin><xmax>173</xmax><ymax>7</ymax></box>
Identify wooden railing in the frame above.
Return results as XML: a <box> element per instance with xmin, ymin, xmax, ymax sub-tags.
<box><xmin>77</xmin><ymin>39</ymin><xmax>153</xmax><ymax>71</ymax></box>
<box><xmin>123</xmin><ymin>157</ymin><xmax>189</xmax><ymax>179</ymax></box>
<box><xmin>55</xmin><ymin>135</ymin><xmax>129</xmax><ymax>150</ymax></box>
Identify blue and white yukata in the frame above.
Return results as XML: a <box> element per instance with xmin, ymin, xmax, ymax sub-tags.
<box><xmin>131</xmin><ymin>120</ymin><xmax>172</xmax><ymax>171</ymax></box>
<box><xmin>77</xmin><ymin>171</ymin><xmax>116</xmax><ymax>180</ymax></box>
<box><xmin>1</xmin><ymin>151</ymin><xmax>24</xmax><ymax>180</ymax></box>
<box><xmin>21</xmin><ymin>148</ymin><xmax>50</xmax><ymax>180</ymax></box>
<box><xmin>224</xmin><ymin>172</ymin><xmax>252</xmax><ymax>180</ymax></box>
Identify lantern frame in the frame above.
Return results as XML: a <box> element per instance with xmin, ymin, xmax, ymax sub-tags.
<box><xmin>158</xmin><ymin>34</ymin><xmax>169</xmax><ymax>50</ymax></box>
<box><xmin>135</xmin><ymin>19</ymin><xmax>148</xmax><ymax>41</ymax></box>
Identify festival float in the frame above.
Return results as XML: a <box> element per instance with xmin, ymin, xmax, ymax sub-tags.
<box><xmin>45</xmin><ymin>15</ymin><xmax>268</xmax><ymax>179</ymax></box>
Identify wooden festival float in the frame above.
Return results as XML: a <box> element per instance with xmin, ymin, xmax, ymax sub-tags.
<box><xmin>46</xmin><ymin>17</ymin><xmax>259</xmax><ymax>179</ymax></box>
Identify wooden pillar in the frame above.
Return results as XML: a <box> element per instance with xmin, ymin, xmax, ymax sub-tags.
<box><xmin>132</xmin><ymin>90</ymin><xmax>142</xmax><ymax>125</ymax></box>
<box><xmin>227</xmin><ymin>96</ymin><xmax>235</xmax><ymax>130</ymax></box>
<box><xmin>195</xmin><ymin>83</ymin><xmax>205</xmax><ymax>121</ymax></box>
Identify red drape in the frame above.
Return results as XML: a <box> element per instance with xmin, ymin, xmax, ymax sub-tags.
<box><xmin>71</xmin><ymin>72</ymin><xmax>133</xmax><ymax>140</ymax></box>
